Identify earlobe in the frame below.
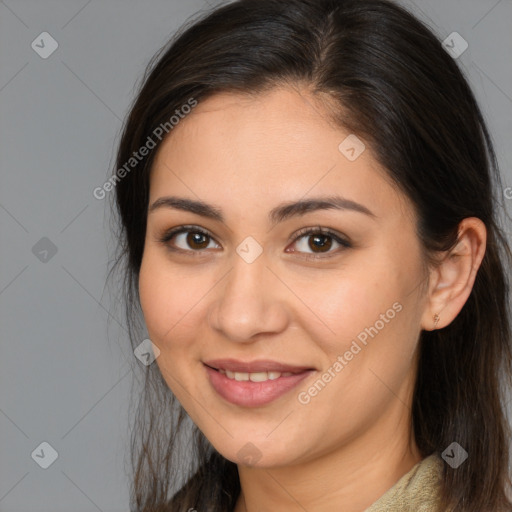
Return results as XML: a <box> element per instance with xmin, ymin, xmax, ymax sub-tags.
<box><xmin>421</xmin><ymin>217</ymin><xmax>487</xmax><ymax>331</ymax></box>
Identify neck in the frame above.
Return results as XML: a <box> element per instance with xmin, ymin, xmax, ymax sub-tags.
<box><xmin>234</xmin><ymin>404</ymin><xmax>422</xmax><ymax>512</ymax></box>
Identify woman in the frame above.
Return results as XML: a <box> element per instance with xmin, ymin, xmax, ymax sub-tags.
<box><xmin>109</xmin><ymin>0</ymin><xmax>512</xmax><ymax>510</ymax></box>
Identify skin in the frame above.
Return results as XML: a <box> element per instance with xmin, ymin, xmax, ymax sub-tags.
<box><xmin>138</xmin><ymin>85</ymin><xmax>486</xmax><ymax>511</ymax></box>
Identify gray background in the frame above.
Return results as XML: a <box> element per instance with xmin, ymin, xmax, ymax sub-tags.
<box><xmin>1</xmin><ymin>0</ymin><xmax>511</xmax><ymax>511</ymax></box>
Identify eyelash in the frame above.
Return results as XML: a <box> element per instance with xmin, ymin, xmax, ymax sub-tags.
<box><xmin>157</xmin><ymin>224</ymin><xmax>352</xmax><ymax>260</ymax></box>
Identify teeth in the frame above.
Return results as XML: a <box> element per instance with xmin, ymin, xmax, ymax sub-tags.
<box><xmin>249</xmin><ymin>372</ymin><xmax>269</xmax><ymax>382</ymax></box>
<box><xmin>218</xmin><ymin>369</ymin><xmax>295</xmax><ymax>381</ymax></box>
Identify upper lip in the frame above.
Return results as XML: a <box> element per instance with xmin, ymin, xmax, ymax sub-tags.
<box><xmin>203</xmin><ymin>358</ymin><xmax>315</xmax><ymax>374</ymax></box>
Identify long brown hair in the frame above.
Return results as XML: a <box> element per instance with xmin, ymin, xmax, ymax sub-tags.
<box><xmin>108</xmin><ymin>0</ymin><xmax>512</xmax><ymax>510</ymax></box>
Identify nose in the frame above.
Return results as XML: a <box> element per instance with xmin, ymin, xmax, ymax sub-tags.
<box><xmin>207</xmin><ymin>253</ymin><xmax>289</xmax><ymax>342</ymax></box>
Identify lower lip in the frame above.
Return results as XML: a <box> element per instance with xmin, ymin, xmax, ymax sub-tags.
<box><xmin>204</xmin><ymin>365</ymin><xmax>314</xmax><ymax>407</ymax></box>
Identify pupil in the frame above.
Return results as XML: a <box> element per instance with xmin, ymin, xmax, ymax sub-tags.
<box><xmin>309</xmin><ymin>234</ymin><xmax>332</xmax><ymax>253</ymax></box>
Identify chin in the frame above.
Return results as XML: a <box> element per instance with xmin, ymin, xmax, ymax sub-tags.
<box><xmin>206</xmin><ymin>433</ymin><xmax>303</xmax><ymax>468</ymax></box>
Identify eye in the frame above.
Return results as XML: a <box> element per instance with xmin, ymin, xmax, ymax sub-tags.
<box><xmin>286</xmin><ymin>227</ymin><xmax>352</xmax><ymax>258</ymax></box>
<box><xmin>158</xmin><ymin>225</ymin><xmax>220</xmax><ymax>253</ymax></box>
<box><xmin>157</xmin><ymin>224</ymin><xmax>351</xmax><ymax>259</ymax></box>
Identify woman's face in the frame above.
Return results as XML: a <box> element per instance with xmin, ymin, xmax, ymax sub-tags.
<box><xmin>139</xmin><ymin>86</ymin><xmax>429</xmax><ymax>467</ymax></box>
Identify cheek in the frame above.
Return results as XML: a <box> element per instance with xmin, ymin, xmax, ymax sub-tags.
<box><xmin>138</xmin><ymin>250</ymin><xmax>202</xmax><ymax>344</ymax></box>
<box><xmin>138</xmin><ymin>251</ymin><xmax>207</xmax><ymax>405</ymax></box>
<box><xmin>292</xmin><ymin>276</ymin><xmax>420</xmax><ymax>432</ymax></box>
<box><xmin>292</xmin><ymin>249</ymin><xmax>424</xmax><ymax>388</ymax></box>
<box><xmin>290</xmin><ymin>260</ymin><xmax>405</xmax><ymax>347</ymax></box>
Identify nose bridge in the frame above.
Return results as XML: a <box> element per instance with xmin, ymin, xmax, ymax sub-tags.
<box><xmin>208</xmin><ymin>249</ymin><xmax>288</xmax><ymax>341</ymax></box>
<box><xmin>227</xmin><ymin>253</ymin><xmax>265</xmax><ymax>299</ymax></box>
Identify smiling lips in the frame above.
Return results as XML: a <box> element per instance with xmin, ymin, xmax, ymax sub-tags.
<box><xmin>203</xmin><ymin>359</ymin><xmax>315</xmax><ymax>407</ymax></box>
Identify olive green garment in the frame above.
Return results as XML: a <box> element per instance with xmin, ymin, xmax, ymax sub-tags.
<box><xmin>364</xmin><ymin>454</ymin><xmax>446</xmax><ymax>512</ymax></box>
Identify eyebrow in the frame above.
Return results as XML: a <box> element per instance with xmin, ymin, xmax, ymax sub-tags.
<box><xmin>148</xmin><ymin>195</ymin><xmax>377</xmax><ymax>224</ymax></box>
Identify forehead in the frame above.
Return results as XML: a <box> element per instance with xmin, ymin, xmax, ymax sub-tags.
<box><xmin>149</xmin><ymin>87</ymin><xmax>412</xmax><ymax>223</ymax></box>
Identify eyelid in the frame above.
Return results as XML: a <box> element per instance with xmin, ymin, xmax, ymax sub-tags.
<box><xmin>158</xmin><ymin>224</ymin><xmax>215</xmax><ymax>242</ymax></box>
<box><xmin>287</xmin><ymin>225</ymin><xmax>350</xmax><ymax>244</ymax></box>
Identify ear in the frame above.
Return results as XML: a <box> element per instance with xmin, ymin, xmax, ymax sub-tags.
<box><xmin>421</xmin><ymin>217</ymin><xmax>487</xmax><ymax>331</ymax></box>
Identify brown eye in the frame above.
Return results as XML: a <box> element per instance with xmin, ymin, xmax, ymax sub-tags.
<box><xmin>287</xmin><ymin>227</ymin><xmax>352</xmax><ymax>258</ymax></box>
<box><xmin>186</xmin><ymin>231</ymin><xmax>210</xmax><ymax>250</ymax></box>
<box><xmin>308</xmin><ymin>234</ymin><xmax>333</xmax><ymax>253</ymax></box>
<box><xmin>159</xmin><ymin>226</ymin><xmax>221</xmax><ymax>252</ymax></box>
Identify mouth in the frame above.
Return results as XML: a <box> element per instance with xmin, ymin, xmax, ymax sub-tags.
<box><xmin>203</xmin><ymin>359</ymin><xmax>316</xmax><ymax>407</ymax></box>
<box><xmin>203</xmin><ymin>358</ymin><xmax>315</xmax><ymax>374</ymax></box>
